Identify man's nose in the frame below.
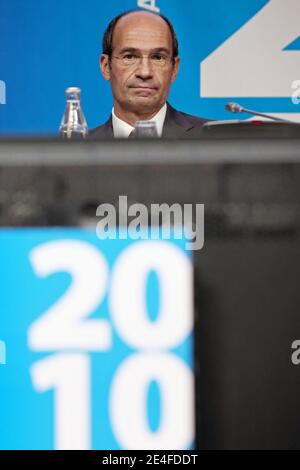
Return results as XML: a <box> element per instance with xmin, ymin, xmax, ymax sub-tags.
<box><xmin>135</xmin><ymin>57</ymin><xmax>154</xmax><ymax>79</ymax></box>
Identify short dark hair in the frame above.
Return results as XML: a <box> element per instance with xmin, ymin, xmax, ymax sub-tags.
<box><xmin>102</xmin><ymin>9</ymin><xmax>179</xmax><ymax>61</ymax></box>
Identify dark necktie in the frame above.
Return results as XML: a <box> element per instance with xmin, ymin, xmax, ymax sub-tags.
<box><xmin>128</xmin><ymin>129</ymin><xmax>136</xmax><ymax>138</ymax></box>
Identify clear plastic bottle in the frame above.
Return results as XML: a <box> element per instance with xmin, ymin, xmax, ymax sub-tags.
<box><xmin>59</xmin><ymin>87</ymin><xmax>88</xmax><ymax>139</ymax></box>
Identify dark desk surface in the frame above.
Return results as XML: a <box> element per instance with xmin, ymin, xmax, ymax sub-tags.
<box><xmin>0</xmin><ymin>135</ymin><xmax>300</xmax><ymax>165</ymax></box>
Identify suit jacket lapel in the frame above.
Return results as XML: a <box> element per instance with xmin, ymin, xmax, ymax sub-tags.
<box><xmin>162</xmin><ymin>103</ymin><xmax>194</xmax><ymax>137</ymax></box>
<box><xmin>102</xmin><ymin>117</ymin><xmax>114</xmax><ymax>137</ymax></box>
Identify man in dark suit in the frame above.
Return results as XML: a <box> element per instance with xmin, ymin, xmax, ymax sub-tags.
<box><xmin>91</xmin><ymin>9</ymin><xmax>208</xmax><ymax>138</ymax></box>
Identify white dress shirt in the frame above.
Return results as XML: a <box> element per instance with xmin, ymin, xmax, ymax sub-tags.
<box><xmin>112</xmin><ymin>103</ymin><xmax>167</xmax><ymax>138</ymax></box>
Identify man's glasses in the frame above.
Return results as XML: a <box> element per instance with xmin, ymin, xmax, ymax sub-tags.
<box><xmin>111</xmin><ymin>53</ymin><xmax>173</xmax><ymax>68</ymax></box>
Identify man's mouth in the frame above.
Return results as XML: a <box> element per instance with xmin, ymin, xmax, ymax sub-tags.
<box><xmin>130</xmin><ymin>86</ymin><xmax>157</xmax><ymax>91</ymax></box>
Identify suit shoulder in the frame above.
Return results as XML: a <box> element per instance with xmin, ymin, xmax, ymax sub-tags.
<box><xmin>89</xmin><ymin>117</ymin><xmax>113</xmax><ymax>138</ymax></box>
<box><xmin>167</xmin><ymin>104</ymin><xmax>209</xmax><ymax>128</ymax></box>
<box><xmin>174</xmin><ymin>109</ymin><xmax>209</xmax><ymax>126</ymax></box>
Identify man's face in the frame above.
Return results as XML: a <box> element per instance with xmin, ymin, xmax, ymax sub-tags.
<box><xmin>100</xmin><ymin>12</ymin><xmax>180</xmax><ymax>118</ymax></box>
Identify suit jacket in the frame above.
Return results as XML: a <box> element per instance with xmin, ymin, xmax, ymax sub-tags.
<box><xmin>90</xmin><ymin>103</ymin><xmax>209</xmax><ymax>139</ymax></box>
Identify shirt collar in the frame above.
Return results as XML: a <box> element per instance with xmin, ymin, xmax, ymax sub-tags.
<box><xmin>112</xmin><ymin>103</ymin><xmax>167</xmax><ymax>138</ymax></box>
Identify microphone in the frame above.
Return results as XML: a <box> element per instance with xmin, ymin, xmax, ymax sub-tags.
<box><xmin>225</xmin><ymin>102</ymin><xmax>297</xmax><ymax>124</ymax></box>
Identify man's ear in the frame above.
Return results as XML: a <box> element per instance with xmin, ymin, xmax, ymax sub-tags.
<box><xmin>100</xmin><ymin>54</ymin><xmax>111</xmax><ymax>81</ymax></box>
<box><xmin>171</xmin><ymin>56</ymin><xmax>180</xmax><ymax>84</ymax></box>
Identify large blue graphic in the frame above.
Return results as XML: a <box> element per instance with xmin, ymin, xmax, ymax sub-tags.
<box><xmin>0</xmin><ymin>229</ymin><xmax>193</xmax><ymax>450</ymax></box>
<box><xmin>0</xmin><ymin>0</ymin><xmax>299</xmax><ymax>133</ymax></box>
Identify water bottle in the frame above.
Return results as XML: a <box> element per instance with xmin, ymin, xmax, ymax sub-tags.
<box><xmin>133</xmin><ymin>120</ymin><xmax>158</xmax><ymax>138</ymax></box>
<box><xmin>59</xmin><ymin>87</ymin><xmax>88</xmax><ymax>139</ymax></box>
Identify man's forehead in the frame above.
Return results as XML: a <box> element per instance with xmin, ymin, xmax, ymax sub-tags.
<box><xmin>113</xmin><ymin>12</ymin><xmax>172</xmax><ymax>48</ymax></box>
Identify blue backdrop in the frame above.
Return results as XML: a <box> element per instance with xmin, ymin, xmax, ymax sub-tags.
<box><xmin>0</xmin><ymin>0</ymin><xmax>299</xmax><ymax>134</ymax></box>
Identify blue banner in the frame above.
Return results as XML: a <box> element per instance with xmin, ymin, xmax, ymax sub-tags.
<box><xmin>0</xmin><ymin>229</ymin><xmax>193</xmax><ymax>450</ymax></box>
<box><xmin>0</xmin><ymin>0</ymin><xmax>299</xmax><ymax>133</ymax></box>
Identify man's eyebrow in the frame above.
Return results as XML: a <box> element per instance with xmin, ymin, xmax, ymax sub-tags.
<box><xmin>152</xmin><ymin>47</ymin><xmax>171</xmax><ymax>53</ymax></box>
<box><xmin>118</xmin><ymin>47</ymin><xmax>171</xmax><ymax>55</ymax></box>
<box><xmin>118</xmin><ymin>47</ymin><xmax>140</xmax><ymax>54</ymax></box>
<box><xmin>151</xmin><ymin>47</ymin><xmax>172</xmax><ymax>55</ymax></box>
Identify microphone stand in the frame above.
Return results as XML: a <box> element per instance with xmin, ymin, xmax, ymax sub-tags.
<box><xmin>225</xmin><ymin>102</ymin><xmax>298</xmax><ymax>125</ymax></box>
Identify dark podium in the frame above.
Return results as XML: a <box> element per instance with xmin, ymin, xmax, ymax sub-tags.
<box><xmin>1</xmin><ymin>122</ymin><xmax>300</xmax><ymax>449</ymax></box>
